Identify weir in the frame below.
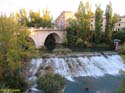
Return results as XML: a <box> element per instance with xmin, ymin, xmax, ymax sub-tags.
<box><xmin>29</xmin><ymin>52</ymin><xmax>125</xmax><ymax>93</ymax></box>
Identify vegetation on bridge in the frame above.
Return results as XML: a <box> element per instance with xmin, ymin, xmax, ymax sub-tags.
<box><xmin>14</xmin><ymin>8</ymin><xmax>53</xmax><ymax>28</ymax></box>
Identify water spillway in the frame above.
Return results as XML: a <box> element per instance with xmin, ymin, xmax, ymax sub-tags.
<box><xmin>30</xmin><ymin>53</ymin><xmax>125</xmax><ymax>82</ymax></box>
<box><xmin>28</xmin><ymin>52</ymin><xmax>125</xmax><ymax>93</ymax></box>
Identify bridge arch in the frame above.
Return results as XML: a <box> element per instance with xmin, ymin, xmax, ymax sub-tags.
<box><xmin>44</xmin><ymin>33</ymin><xmax>61</xmax><ymax>45</ymax></box>
<box><xmin>44</xmin><ymin>33</ymin><xmax>61</xmax><ymax>50</ymax></box>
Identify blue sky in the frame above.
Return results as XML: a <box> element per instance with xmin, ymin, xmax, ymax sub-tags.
<box><xmin>0</xmin><ymin>0</ymin><xmax>125</xmax><ymax>19</ymax></box>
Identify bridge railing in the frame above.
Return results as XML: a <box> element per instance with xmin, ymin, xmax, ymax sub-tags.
<box><xmin>28</xmin><ymin>27</ymin><xmax>65</xmax><ymax>31</ymax></box>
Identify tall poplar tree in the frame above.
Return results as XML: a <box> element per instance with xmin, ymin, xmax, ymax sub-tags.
<box><xmin>75</xmin><ymin>1</ymin><xmax>93</xmax><ymax>44</ymax></box>
<box><xmin>105</xmin><ymin>2</ymin><xmax>113</xmax><ymax>43</ymax></box>
<box><xmin>95</xmin><ymin>4</ymin><xmax>103</xmax><ymax>43</ymax></box>
<box><xmin>66</xmin><ymin>19</ymin><xmax>77</xmax><ymax>45</ymax></box>
<box><xmin>75</xmin><ymin>1</ymin><xmax>85</xmax><ymax>39</ymax></box>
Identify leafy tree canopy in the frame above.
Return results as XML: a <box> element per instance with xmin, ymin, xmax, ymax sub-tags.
<box><xmin>0</xmin><ymin>15</ymin><xmax>38</xmax><ymax>91</ymax></box>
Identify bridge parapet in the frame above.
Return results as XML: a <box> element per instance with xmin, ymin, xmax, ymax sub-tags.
<box><xmin>28</xmin><ymin>27</ymin><xmax>65</xmax><ymax>32</ymax></box>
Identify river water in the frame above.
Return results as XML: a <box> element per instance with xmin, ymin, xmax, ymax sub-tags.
<box><xmin>29</xmin><ymin>53</ymin><xmax>125</xmax><ymax>93</ymax></box>
<box><xmin>65</xmin><ymin>75</ymin><xmax>125</xmax><ymax>93</ymax></box>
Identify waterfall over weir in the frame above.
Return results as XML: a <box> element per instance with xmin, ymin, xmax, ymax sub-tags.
<box><xmin>30</xmin><ymin>53</ymin><xmax>125</xmax><ymax>82</ymax></box>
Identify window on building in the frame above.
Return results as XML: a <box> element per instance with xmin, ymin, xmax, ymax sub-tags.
<box><xmin>91</xmin><ymin>20</ymin><xmax>93</xmax><ymax>22</ymax></box>
<box><xmin>120</xmin><ymin>19</ymin><xmax>121</xmax><ymax>21</ymax></box>
<box><xmin>91</xmin><ymin>24</ymin><xmax>93</xmax><ymax>26</ymax></box>
<box><xmin>119</xmin><ymin>24</ymin><xmax>121</xmax><ymax>26</ymax></box>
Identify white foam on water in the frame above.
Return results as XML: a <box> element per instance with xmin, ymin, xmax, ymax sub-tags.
<box><xmin>30</xmin><ymin>58</ymin><xmax>42</xmax><ymax>75</ymax></box>
<box><xmin>29</xmin><ymin>54</ymin><xmax>125</xmax><ymax>82</ymax></box>
<box><xmin>65</xmin><ymin>76</ymin><xmax>75</xmax><ymax>82</ymax></box>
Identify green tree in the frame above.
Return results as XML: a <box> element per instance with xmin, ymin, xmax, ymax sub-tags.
<box><xmin>112</xmin><ymin>31</ymin><xmax>125</xmax><ymax>43</ymax></box>
<box><xmin>66</xmin><ymin>19</ymin><xmax>77</xmax><ymax>45</ymax></box>
<box><xmin>75</xmin><ymin>1</ymin><xmax>85</xmax><ymax>39</ymax></box>
<box><xmin>42</xmin><ymin>8</ymin><xmax>53</xmax><ymax>28</ymax></box>
<box><xmin>16</xmin><ymin>8</ymin><xmax>53</xmax><ymax>28</ymax></box>
<box><xmin>112</xmin><ymin>13</ymin><xmax>120</xmax><ymax>31</ymax></box>
<box><xmin>15</xmin><ymin>8</ymin><xmax>28</xmax><ymax>26</ymax></box>
<box><xmin>75</xmin><ymin>1</ymin><xmax>93</xmax><ymax>45</ymax></box>
<box><xmin>37</xmin><ymin>73</ymin><xmax>65</xmax><ymax>93</ymax></box>
<box><xmin>95</xmin><ymin>4</ymin><xmax>103</xmax><ymax>43</ymax></box>
<box><xmin>0</xmin><ymin>15</ymin><xmax>38</xmax><ymax>92</ymax></box>
<box><xmin>105</xmin><ymin>2</ymin><xmax>113</xmax><ymax>43</ymax></box>
<box><xmin>28</xmin><ymin>10</ymin><xmax>42</xmax><ymax>27</ymax></box>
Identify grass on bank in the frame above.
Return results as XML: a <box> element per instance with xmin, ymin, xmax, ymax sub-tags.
<box><xmin>122</xmin><ymin>55</ymin><xmax>125</xmax><ymax>63</ymax></box>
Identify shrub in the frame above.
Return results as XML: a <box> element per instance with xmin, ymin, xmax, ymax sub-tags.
<box><xmin>37</xmin><ymin>73</ymin><xmax>65</xmax><ymax>93</ymax></box>
<box><xmin>3</xmin><ymin>72</ymin><xmax>28</xmax><ymax>92</ymax></box>
<box><xmin>120</xmin><ymin>43</ymin><xmax>125</xmax><ymax>54</ymax></box>
<box><xmin>76</xmin><ymin>38</ymin><xmax>83</xmax><ymax>46</ymax></box>
<box><xmin>39</xmin><ymin>46</ymin><xmax>47</xmax><ymax>55</ymax></box>
<box><xmin>39</xmin><ymin>46</ymin><xmax>47</xmax><ymax>52</ymax></box>
<box><xmin>95</xmin><ymin>43</ymin><xmax>110</xmax><ymax>48</ymax></box>
<box><xmin>112</xmin><ymin>31</ymin><xmax>125</xmax><ymax>43</ymax></box>
<box><xmin>121</xmin><ymin>48</ymin><xmax>125</xmax><ymax>55</ymax></box>
<box><xmin>0</xmin><ymin>83</ymin><xmax>8</xmax><ymax>89</ymax></box>
<box><xmin>63</xmin><ymin>39</ymin><xmax>68</xmax><ymax>46</ymax></box>
<box><xmin>40</xmin><ymin>53</ymin><xmax>51</xmax><ymax>58</ymax></box>
<box><xmin>121</xmin><ymin>55</ymin><xmax>125</xmax><ymax>63</ymax></box>
<box><xmin>53</xmin><ymin>48</ymin><xmax>72</xmax><ymax>55</ymax></box>
<box><xmin>84</xmin><ymin>41</ymin><xmax>92</xmax><ymax>48</ymax></box>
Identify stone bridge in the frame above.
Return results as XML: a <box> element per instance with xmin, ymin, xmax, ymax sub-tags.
<box><xmin>29</xmin><ymin>28</ymin><xmax>67</xmax><ymax>48</ymax></box>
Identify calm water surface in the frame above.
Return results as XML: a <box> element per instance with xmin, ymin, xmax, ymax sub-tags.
<box><xmin>65</xmin><ymin>75</ymin><xmax>125</xmax><ymax>93</ymax></box>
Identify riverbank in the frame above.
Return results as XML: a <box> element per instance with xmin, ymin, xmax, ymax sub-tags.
<box><xmin>122</xmin><ymin>55</ymin><xmax>125</xmax><ymax>63</ymax></box>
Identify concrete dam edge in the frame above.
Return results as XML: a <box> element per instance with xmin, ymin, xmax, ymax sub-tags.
<box><xmin>40</xmin><ymin>51</ymin><xmax>120</xmax><ymax>58</ymax></box>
